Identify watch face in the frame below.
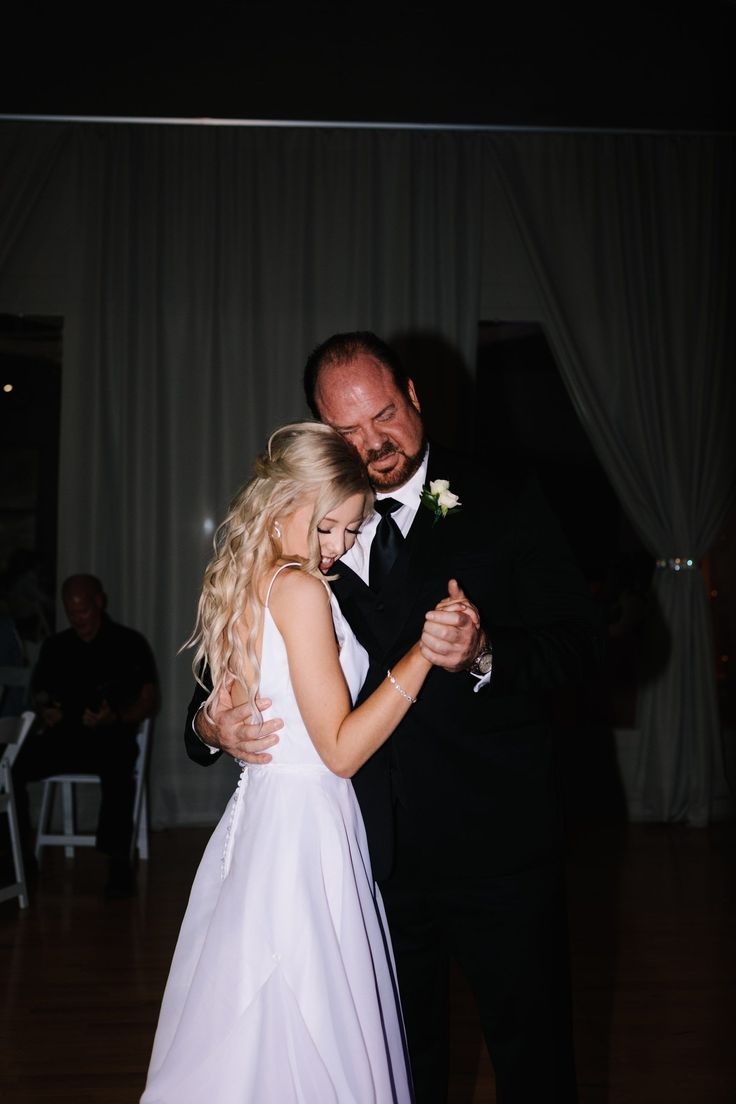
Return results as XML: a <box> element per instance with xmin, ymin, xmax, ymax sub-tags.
<box><xmin>475</xmin><ymin>650</ymin><xmax>493</xmax><ymax>675</ymax></box>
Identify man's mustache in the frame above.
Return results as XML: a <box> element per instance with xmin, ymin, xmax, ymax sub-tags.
<box><xmin>365</xmin><ymin>442</ymin><xmax>400</xmax><ymax>464</ymax></box>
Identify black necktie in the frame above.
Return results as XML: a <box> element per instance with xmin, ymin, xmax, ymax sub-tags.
<box><xmin>370</xmin><ymin>498</ymin><xmax>403</xmax><ymax>590</ymax></box>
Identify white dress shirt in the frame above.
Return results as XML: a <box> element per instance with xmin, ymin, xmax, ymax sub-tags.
<box><xmin>340</xmin><ymin>449</ymin><xmax>429</xmax><ymax>584</ymax></box>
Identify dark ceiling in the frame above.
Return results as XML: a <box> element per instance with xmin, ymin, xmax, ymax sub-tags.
<box><xmin>1</xmin><ymin>2</ymin><xmax>735</xmax><ymax>131</ymax></box>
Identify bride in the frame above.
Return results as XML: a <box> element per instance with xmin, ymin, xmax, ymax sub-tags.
<box><xmin>141</xmin><ymin>422</ymin><xmax>471</xmax><ymax>1104</ymax></box>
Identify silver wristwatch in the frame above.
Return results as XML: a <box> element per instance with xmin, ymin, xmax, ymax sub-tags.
<box><xmin>469</xmin><ymin>637</ymin><xmax>493</xmax><ymax>678</ymax></box>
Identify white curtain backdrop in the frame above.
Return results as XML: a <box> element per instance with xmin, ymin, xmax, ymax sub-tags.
<box><xmin>0</xmin><ymin>119</ymin><xmax>732</xmax><ymax>826</ymax></box>
<box><xmin>487</xmin><ymin>132</ymin><xmax>736</xmax><ymax>824</ymax></box>
<box><xmin>59</xmin><ymin>123</ymin><xmax>484</xmax><ymax>823</ymax></box>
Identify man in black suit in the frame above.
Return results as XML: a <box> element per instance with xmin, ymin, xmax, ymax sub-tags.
<box><xmin>185</xmin><ymin>332</ymin><xmax>603</xmax><ymax>1102</ymax></box>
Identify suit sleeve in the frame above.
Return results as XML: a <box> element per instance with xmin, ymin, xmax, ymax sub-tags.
<box><xmin>184</xmin><ymin>674</ymin><xmax>223</xmax><ymax>766</ymax></box>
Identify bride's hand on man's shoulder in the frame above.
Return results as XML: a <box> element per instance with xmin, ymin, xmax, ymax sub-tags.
<box><xmin>195</xmin><ymin>684</ymin><xmax>283</xmax><ymax>763</ymax></box>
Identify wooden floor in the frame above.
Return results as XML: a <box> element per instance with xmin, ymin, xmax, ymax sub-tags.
<box><xmin>1</xmin><ymin>819</ymin><xmax>734</xmax><ymax>1103</ymax></box>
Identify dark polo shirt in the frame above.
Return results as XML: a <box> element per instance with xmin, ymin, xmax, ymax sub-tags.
<box><xmin>31</xmin><ymin>614</ymin><xmax>157</xmax><ymax>732</ymax></box>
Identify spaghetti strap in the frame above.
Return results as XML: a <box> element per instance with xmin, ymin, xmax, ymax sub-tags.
<box><xmin>265</xmin><ymin>562</ymin><xmax>332</xmax><ymax>609</ymax></box>
<box><xmin>264</xmin><ymin>562</ymin><xmax>302</xmax><ymax>608</ymax></box>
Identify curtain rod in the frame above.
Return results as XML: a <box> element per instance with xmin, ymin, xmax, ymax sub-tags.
<box><xmin>0</xmin><ymin>113</ymin><xmax>730</xmax><ymax>138</ymax></box>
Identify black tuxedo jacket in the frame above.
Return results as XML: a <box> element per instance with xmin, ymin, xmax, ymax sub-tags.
<box><xmin>185</xmin><ymin>444</ymin><xmax>604</xmax><ymax>882</ymax></box>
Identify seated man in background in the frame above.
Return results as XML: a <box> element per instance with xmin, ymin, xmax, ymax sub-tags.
<box><xmin>13</xmin><ymin>574</ymin><xmax>158</xmax><ymax>897</ymax></box>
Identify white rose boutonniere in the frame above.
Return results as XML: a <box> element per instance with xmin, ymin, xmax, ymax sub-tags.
<box><xmin>420</xmin><ymin>479</ymin><xmax>462</xmax><ymax>525</ymax></box>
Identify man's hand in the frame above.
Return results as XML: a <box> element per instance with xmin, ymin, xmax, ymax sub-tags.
<box><xmin>195</xmin><ymin>681</ymin><xmax>283</xmax><ymax>763</ymax></box>
<box><xmin>41</xmin><ymin>702</ymin><xmax>63</xmax><ymax>729</ymax></box>
<box><xmin>421</xmin><ymin>579</ymin><xmax>483</xmax><ymax>673</ymax></box>
<box><xmin>82</xmin><ymin>699</ymin><xmax>116</xmax><ymax>728</ymax></box>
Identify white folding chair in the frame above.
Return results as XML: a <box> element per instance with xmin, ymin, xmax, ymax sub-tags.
<box><xmin>34</xmin><ymin>716</ymin><xmax>153</xmax><ymax>863</ymax></box>
<box><xmin>0</xmin><ymin>664</ymin><xmax>31</xmax><ymax>716</ymax></box>
<box><xmin>0</xmin><ymin>710</ymin><xmax>36</xmax><ymax>908</ymax></box>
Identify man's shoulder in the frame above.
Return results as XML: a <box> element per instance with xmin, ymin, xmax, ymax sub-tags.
<box><xmin>427</xmin><ymin>442</ymin><xmax>533</xmax><ymax>514</ymax></box>
<box><xmin>104</xmin><ymin>618</ymin><xmax>155</xmax><ymax>656</ymax></box>
<box><xmin>105</xmin><ymin>616</ymin><xmax>143</xmax><ymax>638</ymax></box>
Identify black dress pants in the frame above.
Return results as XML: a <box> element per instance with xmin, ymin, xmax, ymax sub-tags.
<box><xmin>379</xmin><ymin>805</ymin><xmax>578</xmax><ymax>1104</ymax></box>
<box><xmin>12</xmin><ymin>723</ymin><xmax>138</xmax><ymax>858</ymax></box>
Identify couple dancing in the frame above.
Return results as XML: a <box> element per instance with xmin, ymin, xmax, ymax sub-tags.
<box><xmin>142</xmin><ymin>332</ymin><xmax>602</xmax><ymax>1103</ymax></box>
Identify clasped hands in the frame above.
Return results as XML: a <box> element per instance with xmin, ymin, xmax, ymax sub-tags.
<box><xmin>38</xmin><ymin>698</ymin><xmax>117</xmax><ymax>730</ymax></box>
<box><xmin>196</xmin><ymin>579</ymin><xmax>482</xmax><ymax>765</ymax></box>
<box><xmin>420</xmin><ymin>577</ymin><xmax>481</xmax><ymax>671</ymax></box>
<box><xmin>81</xmin><ymin>700</ymin><xmax>117</xmax><ymax>728</ymax></box>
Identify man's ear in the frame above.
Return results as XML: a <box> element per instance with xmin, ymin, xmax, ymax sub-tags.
<box><xmin>407</xmin><ymin>379</ymin><xmax>421</xmax><ymax>413</ymax></box>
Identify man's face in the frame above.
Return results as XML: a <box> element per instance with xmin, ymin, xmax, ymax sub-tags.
<box><xmin>64</xmin><ymin>588</ymin><xmax>103</xmax><ymax>642</ymax></box>
<box><xmin>314</xmin><ymin>354</ymin><xmax>426</xmax><ymax>491</ymax></box>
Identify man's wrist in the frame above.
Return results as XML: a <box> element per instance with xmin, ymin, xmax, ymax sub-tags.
<box><xmin>469</xmin><ymin>632</ymin><xmax>493</xmax><ymax>679</ymax></box>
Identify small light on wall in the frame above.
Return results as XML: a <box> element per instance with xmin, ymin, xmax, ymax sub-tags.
<box><xmin>2</xmin><ymin>383</ymin><xmax>13</xmax><ymax>393</ymax></box>
<box><xmin>202</xmin><ymin>517</ymin><xmax>215</xmax><ymax>535</ymax></box>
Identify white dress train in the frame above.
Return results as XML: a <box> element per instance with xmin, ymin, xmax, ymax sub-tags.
<box><xmin>141</xmin><ymin>567</ymin><xmax>412</xmax><ymax>1103</ymax></box>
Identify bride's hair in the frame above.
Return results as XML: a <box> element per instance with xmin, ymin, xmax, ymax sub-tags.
<box><xmin>186</xmin><ymin>421</ymin><xmax>372</xmax><ymax>720</ymax></box>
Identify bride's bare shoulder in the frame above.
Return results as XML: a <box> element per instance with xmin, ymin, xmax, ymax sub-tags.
<box><xmin>267</xmin><ymin>566</ymin><xmax>331</xmax><ymax>618</ymax></box>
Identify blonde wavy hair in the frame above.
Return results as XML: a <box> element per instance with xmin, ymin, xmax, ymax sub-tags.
<box><xmin>186</xmin><ymin>421</ymin><xmax>372</xmax><ymax>720</ymax></box>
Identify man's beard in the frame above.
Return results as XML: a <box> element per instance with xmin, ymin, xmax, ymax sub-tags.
<box><xmin>365</xmin><ymin>436</ymin><xmax>427</xmax><ymax>491</ymax></box>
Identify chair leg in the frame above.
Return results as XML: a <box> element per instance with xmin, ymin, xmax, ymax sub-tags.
<box><xmin>61</xmin><ymin>781</ymin><xmax>75</xmax><ymax>859</ymax></box>
<box><xmin>6</xmin><ymin>782</ymin><xmax>29</xmax><ymax>908</ymax></box>
<box><xmin>136</xmin><ymin>782</ymin><xmax>149</xmax><ymax>861</ymax></box>
<box><xmin>1</xmin><ymin>767</ymin><xmax>28</xmax><ymax>908</ymax></box>
<box><xmin>35</xmin><ymin>779</ymin><xmax>53</xmax><ymax>862</ymax></box>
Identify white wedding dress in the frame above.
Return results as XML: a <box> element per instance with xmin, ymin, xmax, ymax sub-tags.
<box><xmin>141</xmin><ymin>566</ymin><xmax>412</xmax><ymax>1104</ymax></box>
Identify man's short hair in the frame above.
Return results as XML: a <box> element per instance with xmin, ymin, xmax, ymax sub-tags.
<box><xmin>61</xmin><ymin>574</ymin><xmax>104</xmax><ymax>601</ymax></box>
<box><xmin>303</xmin><ymin>331</ymin><xmax>410</xmax><ymax>418</ymax></box>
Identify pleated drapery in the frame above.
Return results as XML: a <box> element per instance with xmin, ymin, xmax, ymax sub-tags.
<box><xmin>0</xmin><ymin>119</ymin><xmax>732</xmax><ymax>826</ymax></box>
<box><xmin>60</xmin><ymin>123</ymin><xmax>484</xmax><ymax>821</ymax></box>
<box><xmin>488</xmin><ymin>133</ymin><xmax>735</xmax><ymax>824</ymax></box>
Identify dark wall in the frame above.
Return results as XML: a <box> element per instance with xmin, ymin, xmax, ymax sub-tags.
<box><xmin>1</xmin><ymin>3</ymin><xmax>734</xmax><ymax>131</ymax></box>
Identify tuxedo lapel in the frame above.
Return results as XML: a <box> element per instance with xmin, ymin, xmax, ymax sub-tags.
<box><xmin>357</xmin><ymin>462</ymin><xmax>457</xmax><ymax>651</ymax></box>
<box><xmin>403</xmin><ymin>444</ymin><xmax>470</xmax><ymax>577</ymax></box>
<box><xmin>332</xmin><ymin>444</ymin><xmax>474</xmax><ymax>660</ymax></box>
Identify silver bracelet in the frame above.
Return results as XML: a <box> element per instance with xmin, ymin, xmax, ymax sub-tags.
<box><xmin>386</xmin><ymin>668</ymin><xmax>417</xmax><ymax>705</ymax></box>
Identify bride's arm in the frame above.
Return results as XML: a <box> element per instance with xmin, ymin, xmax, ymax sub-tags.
<box><xmin>269</xmin><ymin>570</ymin><xmax>431</xmax><ymax>778</ymax></box>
